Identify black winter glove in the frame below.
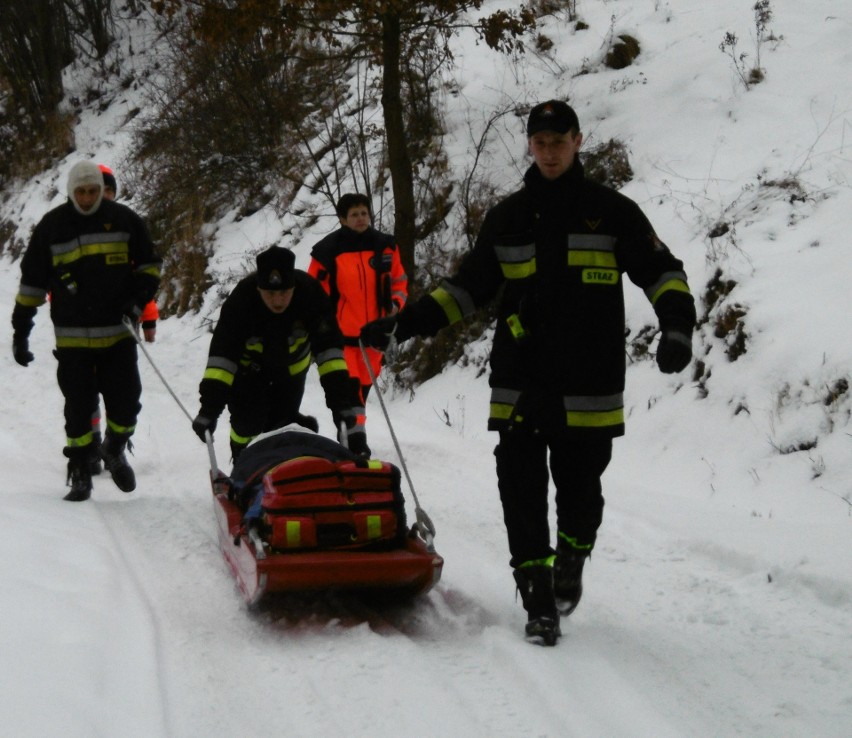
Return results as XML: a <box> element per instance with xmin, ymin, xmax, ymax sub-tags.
<box><xmin>123</xmin><ymin>301</ymin><xmax>143</xmax><ymax>325</ymax></box>
<box><xmin>336</xmin><ymin>412</ymin><xmax>371</xmax><ymax>458</ymax></box>
<box><xmin>656</xmin><ymin>329</ymin><xmax>693</xmax><ymax>374</ymax></box>
<box><xmin>192</xmin><ymin>412</ymin><xmax>217</xmax><ymax>442</ymax></box>
<box><xmin>347</xmin><ymin>429</ymin><xmax>371</xmax><ymax>458</ymax></box>
<box><xmin>12</xmin><ymin>334</ymin><xmax>34</xmax><ymax>367</ymax></box>
<box><xmin>360</xmin><ymin>316</ymin><xmax>398</xmax><ymax>351</ymax></box>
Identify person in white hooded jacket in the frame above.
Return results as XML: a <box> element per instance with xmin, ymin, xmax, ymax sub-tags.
<box><xmin>11</xmin><ymin>160</ymin><xmax>161</xmax><ymax>501</ymax></box>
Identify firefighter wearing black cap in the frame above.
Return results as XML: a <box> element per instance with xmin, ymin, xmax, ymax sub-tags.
<box><xmin>192</xmin><ymin>245</ymin><xmax>368</xmax><ymax>461</ymax></box>
<box><xmin>361</xmin><ymin>100</ymin><xmax>696</xmax><ymax>645</ymax></box>
<box><xmin>11</xmin><ymin>160</ymin><xmax>162</xmax><ymax>502</ymax></box>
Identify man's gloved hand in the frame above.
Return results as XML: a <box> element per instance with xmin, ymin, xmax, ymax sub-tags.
<box><xmin>123</xmin><ymin>302</ymin><xmax>143</xmax><ymax>324</ymax></box>
<box><xmin>12</xmin><ymin>334</ymin><xmax>34</xmax><ymax>367</ymax></box>
<box><xmin>360</xmin><ymin>316</ymin><xmax>398</xmax><ymax>351</ymax></box>
<box><xmin>192</xmin><ymin>411</ymin><xmax>217</xmax><ymax>442</ymax></box>
<box><xmin>347</xmin><ymin>429</ymin><xmax>370</xmax><ymax>458</ymax></box>
<box><xmin>336</xmin><ymin>412</ymin><xmax>371</xmax><ymax>458</ymax></box>
<box><xmin>656</xmin><ymin>329</ymin><xmax>693</xmax><ymax>374</ymax></box>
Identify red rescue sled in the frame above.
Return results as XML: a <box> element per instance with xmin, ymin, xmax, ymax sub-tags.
<box><xmin>209</xmin><ymin>429</ymin><xmax>443</xmax><ymax>607</ymax></box>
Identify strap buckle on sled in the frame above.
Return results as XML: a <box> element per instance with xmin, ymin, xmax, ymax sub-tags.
<box><xmin>413</xmin><ymin>509</ymin><xmax>437</xmax><ymax>551</ymax></box>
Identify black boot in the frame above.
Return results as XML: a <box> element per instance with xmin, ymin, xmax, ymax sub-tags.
<box><xmin>513</xmin><ymin>565</ymin><xmax>561</xmax><ymax>646</ymax></box>
<box><xmin>100</xmin><ymin>431</ymin><xmax>136</xmax><ymax>492</ymax></box>
<box><xmin>554</xmin><ymin>546</ymin><xmax>588</xmax><ymax>616</ymax></box>
<box><xmin>88</xmin><ymin>430</ymin><xmax>103</xmax><ymax>475</ymax></box>
<box><xmin>64</xmin><ymin>458</ymin><xmax>93</xmax><ymax>502</ymax></box>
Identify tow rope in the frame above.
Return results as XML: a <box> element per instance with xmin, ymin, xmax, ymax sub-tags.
<box><xmin>121</xmin><ymin>315</ymin><xmax>227</xmax><ymax>489</ymax></box>
<box><xmin>359</xmin><ymin>339</ymin><xmax>437</xmax><ymax>550</ymax></box>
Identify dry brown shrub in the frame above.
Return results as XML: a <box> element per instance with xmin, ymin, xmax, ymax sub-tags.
<box><xmin>605</xmin><ymin>35</ymin><xmax>640</xmax><ymax>70</ymax></box>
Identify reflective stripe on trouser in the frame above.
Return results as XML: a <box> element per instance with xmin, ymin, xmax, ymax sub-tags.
<box><xmin>494</xmin><ymin>426</ymin><xmax>611</xmax><ymax>568</ymax></box>
<box><xmin>55</xmin><ymin>340</ymin><xmax>141</xmax><ymax>456</ymax></box>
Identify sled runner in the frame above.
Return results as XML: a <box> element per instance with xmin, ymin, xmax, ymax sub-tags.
<box><xmin>211</xmin><ymin>427</ymin><xmax>443</xmax><ymax>606</ymax></box>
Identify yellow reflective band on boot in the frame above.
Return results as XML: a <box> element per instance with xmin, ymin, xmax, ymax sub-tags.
<box><xmin>67</xmin><ymin>431</ymin><xmax>95</xmax><ymax>448</ymax></box>
<box><xmin>106</xmin><ymin>419</ymin><xmax>136</xmax><ymax>435</ymax></box>
<box><xmin>558</xmin><ymin>532</ymin><xmax>593</xmax><ymax>551</ymax></box>
<box><xmin>518</xmin><ymin>555</ymin><xmax>556</xmax><ymax>569</ymax></box>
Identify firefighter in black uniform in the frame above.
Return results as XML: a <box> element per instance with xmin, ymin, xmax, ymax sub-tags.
<box><xmin>362</xmin><ymin>100</ymin><xmax>696</xmax><ymax>645</ymax></box>
<box><xmin>192</xmin><ymin>246</ymin><xmax>369</xmax><ymax>461</ymax></box>
<box><xmin>11</xmin><ymin>160</ymin><xmax>162</xmax><ymax>501</ymax></box>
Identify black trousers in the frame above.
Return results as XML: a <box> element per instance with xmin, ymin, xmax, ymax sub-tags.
<box><xmin>494</xmin><ymin>405</ymin><xmax>612</xmax><ymax>568</ymax></box>
<box><xmin>55</xmin><ymin>339</ymin><xmax>141</xmax><ymax>458</ymax></box>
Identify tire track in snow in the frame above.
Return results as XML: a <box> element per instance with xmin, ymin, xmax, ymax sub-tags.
<box><xmin>92</xmin><ymin>500</ymin><xmax>175</xmax><ymax>737</ymax></box>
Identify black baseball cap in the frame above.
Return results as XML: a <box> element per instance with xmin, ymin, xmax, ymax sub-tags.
<box><xmin>527</xmin><ymin>100</ymin><xmax>580</xmax><ymax>136</ymax></box>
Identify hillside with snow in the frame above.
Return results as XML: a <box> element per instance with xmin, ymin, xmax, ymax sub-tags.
<box><xmin>1</xmin><ymin>1</ymin><xmax>850</xmax><ymax>736</ymax></box>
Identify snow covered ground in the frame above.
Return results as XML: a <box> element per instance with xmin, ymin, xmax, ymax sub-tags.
<box><xmin>1</xmin><ymin>1</ymin><xmax>851</xmax><ymax>736</ymax></box>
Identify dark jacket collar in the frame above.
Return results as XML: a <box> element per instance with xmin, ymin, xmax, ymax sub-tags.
<box><xmin>339</xmin><ymin>225</ymin><xmax>375</xmax><ymax>244</ymax></box>
<box><xmin>523</xmin><ymin>156</ymin><xmax>585</xmax><ymax>197</ymax></box>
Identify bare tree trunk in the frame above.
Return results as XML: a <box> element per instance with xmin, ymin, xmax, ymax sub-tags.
<box><xmin>72</xmin><ymin>0</ymin><xmax>114</xmax><ymax>59</ymax></box>
<box><xmin>380</xmin><ymin>10</ymin><xmax>417</xmax><ymax>280</ymax></box>
<box><xmin>0</xmin><ymin>0</ymin><xmax>72</xmax><ymax>120</ymax></box>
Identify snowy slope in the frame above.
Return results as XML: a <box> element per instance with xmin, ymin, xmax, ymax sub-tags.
<box><xmin>1</xmin><ymin>1</ymin><xmax>851</xmax><ymax>736</ymax></box>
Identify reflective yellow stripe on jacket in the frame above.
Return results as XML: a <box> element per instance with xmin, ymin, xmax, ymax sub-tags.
<box><xmin>50</xmin><ymin>232</ymin><xmax>131</xmax><ymax>266</ymax></box>
<box><xmin>495</xmin><ymin>243</ymin><xmax>536</xmax><ymax>280</ymax></box>
<box><xmin>15</xmin><ymin>283</ymin><xmax>48</xmax><ymax>308</ymax></box>
<box><xmin>54</xmin><ymin>324</ymin><xmax>132</xmax><ymax>349</ymax></box>
<box><xmin>563</xmin><ymin>393</ymin><xmax>624</xmax><ymax>429</ymax></box>
<box><xmin>430</xmin><ymin>281</ymin><xmax>476</xmax><ymax>326</ymax></box>
<box><xmin>203</xmin><ymin>356</ymin><xmax>239</xmax><ymax>386</ymax></box>
<box><xmin>488</xmin><ymin>388</ymin><xmax>624</xmax><ymax>430</ymax></box>
<box><xmin>644</xmin><ymin>270</ymin><xmax>691</xmax><ymax>305</ymax></box>
<box><xmin>315</xmin><ymin>347</ymin><xmax>347</xmax><ymax>377</ymax></box>
<box><xmin>288</xmin><ymin>328</ymin><xmax>311</xmax><ymax>377</ymax></box>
